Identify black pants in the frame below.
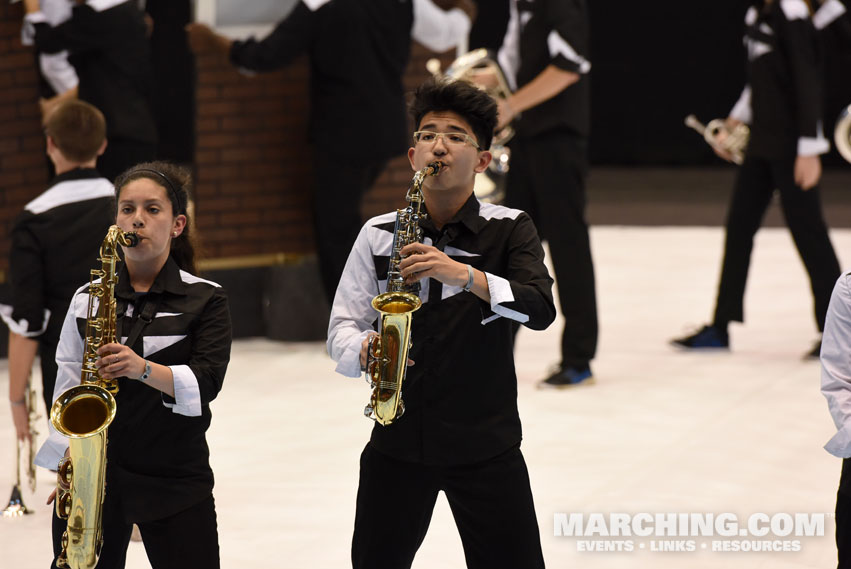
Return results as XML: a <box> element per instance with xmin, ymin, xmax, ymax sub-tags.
<box><xmin>313</xmin><ymin>150</ymin><xmax>388</xmax><ymax>303</ymax></box>
<box><xmin>713</xmin><ymin>156</ymin><xmax>840</xmax><ymax>331</ymax></box>
<box><xmin>352</xmin><ymin>444</ymin><xmax>546</xmax><ymax>569</ymax></box>
<box><xmin>51</xmin><ymin>493</ymin><xmax>219</xmax><ymax>569</ymax></box>
<box><xmin>97</xmin><ymin>138</ymin><xmax>157</xmax><ymax>182</ymax></box>
<box><xmin>506</xmin><ymin>130</ymin><xmax>597</xmax><ymax>369</ymax></box>
<box><xmin>837</xmin><ymin>459</ymin><xmax>851</xmax><ymax>568</ymax></box>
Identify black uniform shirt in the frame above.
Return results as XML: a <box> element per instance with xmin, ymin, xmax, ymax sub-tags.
<box><xmin>734</xmin><ymin>0</ymin><xmax>828</xmax><ymax>158</ymax></box>
<box><xmin>1</xmin><ymin>168</ymin><xmax>114</xmax><ymax>346</ymax></box>
<box><xmin>26</xmin><ymin>0</ymin><xmax>157</xmax><ymax>145</ymax></box>
<box><xmin>328</xmin><ymin>194</ymin><xmax>555</xmax><ymax>466</ymax></box>
<box><xmin>229</xmin><ymin>0</ymin><xmax>414</xmax><ymax>161</ymax></box>
<box><xmin>498</xmin><ymin>0</ymin><xmax>591</xmax><ymax>139</ymax></box>
<box><xmin>37</xmin><ymin>257</ymin><xmax>232</xmax><ymax>522</ymax></box>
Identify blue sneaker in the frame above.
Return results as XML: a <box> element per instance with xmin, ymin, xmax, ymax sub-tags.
<box><xmin>538</xmin><ymin>365</ymin><xmax>595</xmax><ymax>389</ymax></box>
<box><xmin>671</xmin><ymin>325</ymin><xmax>729</xmax><ymax>349</ymax></box>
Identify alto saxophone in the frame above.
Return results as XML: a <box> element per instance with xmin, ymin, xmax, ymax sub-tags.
<box><xmin>364</xmin><ymin>162</ymin><xmax>442</xmax><ymax>426</ymax></box>
<box><xmin>50</xmin><ymin>225</ymin><xmax>138</xmax><ymax>569</ymax></box>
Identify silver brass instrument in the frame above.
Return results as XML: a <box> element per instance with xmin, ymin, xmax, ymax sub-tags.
<box><xmin>428</xmin><ymin>49</ymin><xmax>512</xmax><ymax>203</ymax></box>
<box><xmin>685</xmin><ymin>114</ymin><xmax>750</xmax><ymax>165</ymax></box>
<box><xmin>3</xmin><ymin>381</ymin><xmax>38</xmax><ymax>518</ymax></box>
<box><xmin>835</xmin><ymin>104</ymin><xmax>851</xmax><ymax>163</ymax></box>
<box><xmin>51</xmin><ymin>225</ymin><xmax>137</xmax><ymax>569</ymax></box>
<box><xmin>364</xmin><ymin>162</ymin><xmax>441</xmax><ymax>426</ymax></box>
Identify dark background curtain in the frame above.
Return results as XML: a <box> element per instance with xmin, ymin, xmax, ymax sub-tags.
<box><xmin>470</xmin><ymin>0</ymin><xmax>851</xmax><ymax>166</ymax></box>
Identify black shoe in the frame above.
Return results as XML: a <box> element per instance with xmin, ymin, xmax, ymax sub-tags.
<box><xmin>804</xmin><ymin>339</ymin><xmax>822</xmax><ymax>360</ymax></box>
<box><xmin>538</xmin><ymin>365</ymin><xmax>595</xmax><ymax>389</ymax></box>
<box><xmin>671</xmin><ymin>325</ymin><xmax>729</xmax><ymax>349</ymax></box>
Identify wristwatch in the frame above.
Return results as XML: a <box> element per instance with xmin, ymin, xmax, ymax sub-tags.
<box><xmin>139</xmin><ymin>360</ymin><xmax>152</xmax><ymax>382</ymax></box>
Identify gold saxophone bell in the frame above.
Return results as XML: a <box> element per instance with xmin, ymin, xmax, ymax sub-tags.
<box><xmin>51</xmin><ymin>225</ymin><xmax>137</xmax><ymax>569</ymax></box>
<box><xmin>685</xmin><ymin>114</ymin><xmax>750</xmax><ymax>165</ymax></box>
<box><xmin>363</xmin><ymin>163</ymin><xmax>441</xmax><ymax>426</ymax></box>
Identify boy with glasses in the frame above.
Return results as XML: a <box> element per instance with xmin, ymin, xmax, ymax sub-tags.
<box><xmin>328</xmin><ymin>78</ymin><xmax>555</xmax><ymax>569</ymax></box>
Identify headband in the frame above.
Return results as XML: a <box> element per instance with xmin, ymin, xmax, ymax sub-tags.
<box><xmin>132</xmin><ymin>168</ymin><xmax>186</xmax><ymax>215</ymax></box>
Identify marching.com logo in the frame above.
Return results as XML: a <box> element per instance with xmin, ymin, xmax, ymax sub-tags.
<box><xmin>553</xmin><ymin>512</ymin><xmax>827</xmax><ymax>553</ymax></box>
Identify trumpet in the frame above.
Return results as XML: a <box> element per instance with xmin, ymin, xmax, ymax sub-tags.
<box><xmin>685</xmin><ymin>114</ymin><xmax>750</xmax><ymax>165</ymax></box>
<box><xmin>3</xmin><ymin>382</ymin><xmax>38</xmax><ymax>518</ymax></box>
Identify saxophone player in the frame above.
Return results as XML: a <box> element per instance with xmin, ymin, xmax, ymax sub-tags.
<box><xmin>35</xmin><ymin>163</ymin><xmax>232</xmax><ymax>569</ymax></box>
<box><xmin>328</xmin><ymin>78</ymin><xmax>555</xmax><ymax>569</ymax></box>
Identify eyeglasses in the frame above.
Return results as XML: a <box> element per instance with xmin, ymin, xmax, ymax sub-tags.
<box><xmin>413</xmin><ymin>130</ymin><xmax>480</xmax><ymax>150</ymax></box>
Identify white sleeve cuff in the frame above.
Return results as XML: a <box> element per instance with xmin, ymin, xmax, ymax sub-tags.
<box><xmin>0</xmin><ymin>304</ymin><xmax>50</xmax><ymax>338</ymax></box>
<box><xmin>798</xmin><ymin>135</ymin><xmax>830</xmax><ymax>156</ymax></box>
<box><xmin>34</xmin><ymin>429</ymin><xmax>68</xmax><ymax>471</ymax></box>
<box><xmin>166</xmin><ymin>364</ymin><xmax>202</xmax><ymax>417</ymax></box>
<box><xmin>335</xmin><ymin>329</ymin><xmax>373</xmax><ymax>378</ymax></box>
<box><xmin>485</xmin><ymin>272</ymin><xmax>529</xmax><ymax>324</ymax></box>
<box><xmin>826</xmin><ymin>422</ymin><xmax>851</xmax><ymax>458</ymax></box>
<box><xmin>40</xmin><ymin>51</ymin><xmax>79</xmax><ymax>94</ymax></box>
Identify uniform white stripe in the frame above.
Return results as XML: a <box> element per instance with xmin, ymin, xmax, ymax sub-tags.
<box><xmin>25</xmin><ymin>178</ymin><xmax>114</xmax><ymax>215</ymax></box>
<box><xmin>547</xmin><ymin>30</ymin><xmax>591</xmax><ymax>74</ymax></box>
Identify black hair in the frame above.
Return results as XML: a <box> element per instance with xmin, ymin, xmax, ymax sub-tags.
<box><xmin>114</xmin><ymin>161</ymin><xmax>198</xmax><ymax>274</ymax></box>
<box><xmin>409</xmin><ymin>78</ymin><xmax>499</xmax><ymax>151</ymax></box>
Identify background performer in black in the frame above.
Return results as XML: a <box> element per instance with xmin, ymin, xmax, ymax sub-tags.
<box><xmin>186</xmin><ymin>0</ymin><xmax>473</xmax><ymax>303</ymax></box>
<box><xmin>496</xmin><ymin>0</ymin><xmax>597</xmax><ymax>387</ymax></box>
<box><xmin>672</xmin><ymin>0</ymin><xmax>840</xmax><ymax>358</ymax></box>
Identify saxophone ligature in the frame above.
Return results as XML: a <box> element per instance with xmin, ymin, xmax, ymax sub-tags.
<box><xmin>428</xmin><ymin>48</ymin><xmax>512</xmax><ymax>203</ymax></box>
<box><xmin>3</xmin><ymin>380</ymin><xmax>38</xmax><ymax>518</ymax></box>
<box><xmin>363</xmin><ymin>162</ymin><xmax>442</xmax><ymax>426</ymax></box>
<box><xmin>50</xmin><ymin>225</ymin><xmax>137</xmax><ymax>569</ymax></box>
<box><xmin>685</xmin><ymin>114</ymin><xmax>750</xmax><ymax>165</ymax></box>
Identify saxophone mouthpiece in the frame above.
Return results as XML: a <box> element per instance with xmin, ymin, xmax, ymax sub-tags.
<box><xmin>427</xmin><ymin>161</ymin><xmax>443</xmax><ymax>175</ymax></box>
<box><xmin>123</xmin><ymin>232</ymin><xmax>140</xmax><ymax>248</ymax></box>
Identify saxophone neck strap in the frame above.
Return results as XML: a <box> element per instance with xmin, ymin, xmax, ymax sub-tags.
<box><xmin>120</xmin><ymin>294</ymin><xmax>161</xmax><ymax>350</ymax></box>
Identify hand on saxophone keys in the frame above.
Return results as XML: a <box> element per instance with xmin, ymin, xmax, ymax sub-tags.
<box><xmin>94</xmin><ymin>343</ymin><xmax>145</xmax><ymax>380</ymax></box>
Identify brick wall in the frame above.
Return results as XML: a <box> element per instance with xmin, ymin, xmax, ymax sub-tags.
<box><xmin>193</xmin><ymin>43</ymin><xmax>454</xmax><ymax>260</ymax></box>
<box><xmin>0</xmin><ymin>2</ymin><xmax>50</xmax><ymax>279</ymax></box>
<box><xmin>0</xmin><ymin>1</ymin><xmax>456</xmax><ymax>270</ymax></box>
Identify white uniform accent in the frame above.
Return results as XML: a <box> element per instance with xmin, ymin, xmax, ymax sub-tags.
<box><xmin>485</xmin><ymin>272</ymin><xmax>528</xmax><ymax>324</ymax></box>
<box><xmin>798</xmin><ymin>121</ymin><xmax>830</xmax><ymax>156</ymax></box>
<box><xmin>0</xmin><ymin>304</ymin><xmax>50</xmax><ymax>337</ymax></box>
<box><xmin>143</xmin><ymin>334</ymin><xmax>187</xmax><ymax>358</ymax></box>
<box><xmin>497</xmin><ymin>0</ymin><xmax>521</xmax><ymax>91</ymax></box>
<box><xmin>780</xmin><ymin>0</ymin><xmax>811</xmax><ymax>21</ymax></box>
<box><xmin>478</xmin><ymin>202</ymin><xmax>523</xmax><ymax>221</ymax></box>
<box><xmin>25</xmin><ymin>178</ymin><xmax>114</xmax><ymax>215</ymax></box>
<box><xmin>822</xmin><ymin>273</ymin><xmax>851</xmax><ymax>457</ymax></box>
<box><xmin>730</xmin><ymin>85</ymin><xmax>753</xmax><ymax>124</ymax></box>
<box><xmin>411</xmin><ymin>0</ymin><xmax>471</xmax><ymax>54</ymax></box>
<box><xmin>302</xmin><ymin>0</ymin><xmax>331</xmax><ymax>10</ymax></box>
<box><xmin>814</xmin><ymin>0</ymin><xmax>847</xmax><ymax>30</ymax></box>
<box><xmin>86</xmin><ymin>0</ymin><xmax>129</xmax><ymax>12</ymax></box>
<box><xmin>547</xmin><ymin>30</ymin><xmax>591</xmax><ymax>74</ymax></box>
<box><xmin>178</xmin><ymin>270</ymin><xmax>221</xmax><ymax>287</ymax></box>
<box><xmin>162</xmin><ymin>364</ymin><xmax>202</xmax><ymax>416</ymax></box>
